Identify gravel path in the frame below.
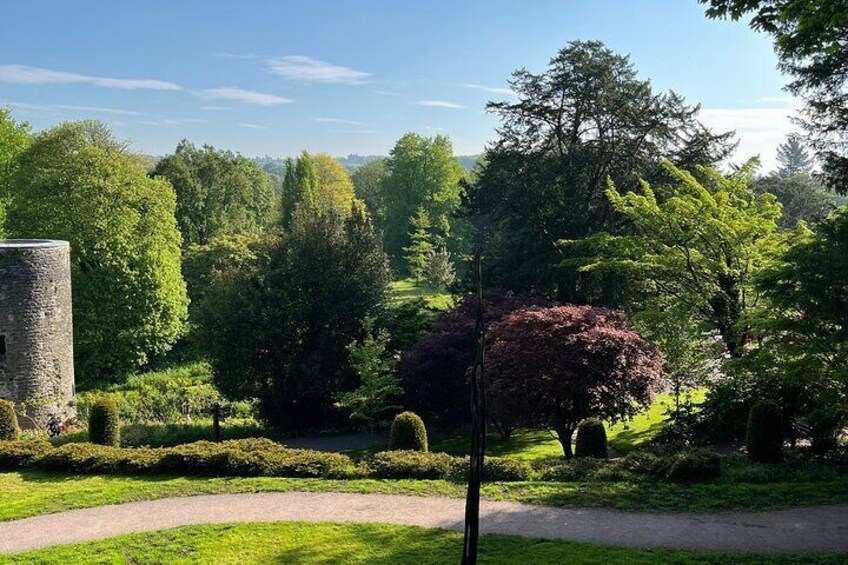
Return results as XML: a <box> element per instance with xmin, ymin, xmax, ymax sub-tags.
<box><xmin>0</xmin><ymin>492</ymin><xmax>845</xmax><ymax>555</ymax></box>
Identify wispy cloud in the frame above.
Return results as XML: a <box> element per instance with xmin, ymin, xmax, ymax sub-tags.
<box><xmin>54</xmin><ymin>104</ymin><xmax>144</xmax><ymax>116</ymax></box>
<box><xmin>0</xmin><ymin>64</ymin><xmax>182</xmax><ymax>91</ymax></box>
<box><xmin>759</xmin><ymin>96</ymin><xmax>799</xmax><ymax>106</ymax></box>
<box><xmin>267</xmin><ymin>56</ymin><xmax>371</xmax><ymax>84</ymax></box>
<box><xmin>200</xmin><ymin>106</ymin><xmax>228</xmax><ymax>111</ymax></box>
<box><xmin>161</xmin><ymin>118</ymin><xmax>208</xmax><ymax>125</ymax></box>
<box><xmin>239</xmin><ymin>122</ymin><xmax>267</xmax><ymax>130</ymax></box>
<box><xmin>375</xmin><ymin>90</ymin><xmax>402</xmax><ymax>97</ymax></box>
<box><xmin>463</xmin><ymin>83</ymin><xmax>515</xmax><ymax>96</ymax></box>
<box><xmin>313</xmin><ymin>117</ymin><xmax>362</xmax><ymax>125</ymax></box>
<box><xmin>419</xmin><ymin>100</ymin><xmax>465</xmax><ymax>109</ymax></box>
<box><xmin>203</xmin><ymin>87</ymin><xmax>293</xmax><ymax>106</ymax></box>
<box><xmin>215</xmin><ymin>53</ymin><xmax>260</xmax><ymax>60</ymax></box>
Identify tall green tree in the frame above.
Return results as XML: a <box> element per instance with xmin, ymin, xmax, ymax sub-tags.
<box><xmin>403</xmin><ymin>207</ymin><xmax>435</xmax><ymax>279</ymax></box>
<box><xmin>753</xmin><ymin>173</ymin><xmax>841</xmax><ymax>228</ymax></box>
<box><xmin>568</xmin><ymin>160</ymin><xmax>789</xmax><ymax>356</ymax></box>
<box><xmin>471</xmin><ymin>41</ymin><xmax>735</xmax><ymax>298</ymax></box>
<box><xmin>702</xmin><ymin>0</ymin><xmax>848</xmax><ymax>192</ymax></box>
<box><xmin>350</xmin><ymin>158</ymin><xmax>388</xmax><ymax>224</ymax></box>
<box><xmin>196</xmin><ymin>202</ymin><xmax>390</xmax><ymax>429</ymax></box>
<box><xmin>381</xmin><ymin>133</ymin><xmax>463</xmax><ymax>271</ymax></box>
<box><xmin>312</xmin><ymin>153</ymin><xmax>357</xmax><ymax>216</ymax></box>
<box><xmin>0</xmin><ymin>109</ymin><xmax>32</xmax><ymax>236</ymax></box>
<box><xmin>776</xmin><ymin>134</ymin><xmax>814</xmax><ymax>177</ymax></box>
<box><xmin>152</xmin><ymin>140</ymin><xmax>275</xmax><ymax>247</ymax></box>
<box><xmin>7</xmin><ymin>121</ymin><xmax>188</xmax><ymax>381</ymax></box>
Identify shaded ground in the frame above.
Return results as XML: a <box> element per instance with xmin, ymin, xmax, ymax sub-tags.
<box><xmin>0</xmin><ymin>492</ymin><xmax>845</xmax><ymax>555</ymax></box>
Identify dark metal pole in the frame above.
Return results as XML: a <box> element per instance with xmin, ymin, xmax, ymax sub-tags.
<box><xmin>212</xmin><ymin>403</ymin><xmax>222</xmax><ymax>443</ymax></box>
<box><xmin>461</xmin><ymin>250</ymin><xmax>486</xmax><ymax>565</ymax></box>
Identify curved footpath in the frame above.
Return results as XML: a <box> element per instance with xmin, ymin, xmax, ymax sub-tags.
<box><xmin>0</xmin><ymin>492</ymin><xmax>846</xmax><ymax>555</ymax></box>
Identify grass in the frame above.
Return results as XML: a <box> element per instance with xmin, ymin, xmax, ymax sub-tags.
<box><xmin>430</xmin><ymin>390</ymin><xmax>705</xmax><ymax>459</ymax></box>
<box><xmin>391</xmin><ymin>278</ymin><xmax>455</xmax><ymax>310</ymax></box>
<box><xmin>0</xmin><ymin>521</ymin><xmax>840</xmax><ymax>564</ymax></box>
<box><xmin>1</xmin><ymin>463</ymin><xmax>846</xmax><ymax>522</ymax></box>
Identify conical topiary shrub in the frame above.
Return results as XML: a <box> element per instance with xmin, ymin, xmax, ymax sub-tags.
<box><xmin>575</xmin><ymin>418</ymin><xmax>608</xmax><ymax>458</ymax></box>
<box><xmin>389</xmin><ymin>411</ymin><xmax>428</xmax><ymax>452</ymax></box>
<box><xmin>89</xmin><ymin>397</ymin><xmax>121</xmax><ymax>447</ymax></box>
<box><xmin>0</xmin><ymin>400</ymin><xmax>20</xmax><ymax>441</ymax></box>
<box><xmin>746</xmin><ymin>401</ymin><xmax>783</xmax><ymax>463</ymax></box>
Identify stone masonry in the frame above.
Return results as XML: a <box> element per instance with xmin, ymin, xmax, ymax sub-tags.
<box><xmin>0</xmin><ymin>240</ymin><xmax>75</xmax><ymax>429</ymax></box>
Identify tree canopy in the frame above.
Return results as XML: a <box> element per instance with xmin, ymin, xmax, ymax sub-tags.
<box><xmin>471</xmin><ymin>40</ymin><xmax>735</xmax><ymax>297</ymax></box>
<box><xmin>776</xmin><ymin>134</ymin><xmax>814</xmax><ymax>177</ymax></box>
<box><xmin>152</xmin><ymin>140</ymin><xmax>276</xmax><ymax>247</ymax></box>
<box><xmin>0</xmin><ymin>109</ymin><xmax>31</xmax><ymax>236</ymax></box>
<box><xmin>350</xmin><ymin>159</ymin><xmax>388</xmax><ymax>225</ymax></box>
<box><xmin>7</xmin><ymin>121</ymin><xmax>188</xmax><ymax>381</ymax></box>
<box><xmin>485</xmin><ymin>305</ymin><xmax>663</xmax><ymax>457</ymax></box>
<box><xmin>381</xmin><ymin>133</ymin><xmax>464</xmax><ymax>271</ymax></box>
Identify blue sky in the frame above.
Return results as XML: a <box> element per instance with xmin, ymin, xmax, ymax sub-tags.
<box><xmin>1</xmin><ymin>0</ymin><xmax>798</xmax><ymax>170</ymax></box>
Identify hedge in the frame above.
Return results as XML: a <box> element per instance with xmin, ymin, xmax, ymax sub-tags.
<box><xmin>0</xmin><ymin>400</ymin><xmax>19</xmax><ymax>441</ymax></box>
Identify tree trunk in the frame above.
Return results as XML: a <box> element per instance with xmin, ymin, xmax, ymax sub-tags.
<box><xmin>555</xmin><ymin>426</ymin><xmax>574</xmax><ymax>459</ymax></box>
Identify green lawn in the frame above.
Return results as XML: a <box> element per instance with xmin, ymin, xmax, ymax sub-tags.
<box><xmin>390</xmin><ymin>278</ymin><xmax>455</xmax><ymax>310</ymax></box>
<box><xmin>2</xmin><ymin>466</ymin><xmax>846</xmax><ymax>521</ymax></box>
<box><xmin>0</xmin><ymin>522</ymin><xmax>839</xmax><ymax>564</ymax></box>
<box><xmin>430</xmin><ymin>390</ymin><xmax>706</xmax><ymax>459</ymax></box>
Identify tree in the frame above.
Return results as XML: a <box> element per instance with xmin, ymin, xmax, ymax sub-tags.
<box><xmin>702</xmin><ymin>0</ymin><xmax>848</xmax><ymax>192</ymax></box>
<box><xmin>485</xmin><ymin>305</ymin><xmax>663</xmax><ymax>458</ymax></box>
<box><xmin>312</xmin><ymin>153</ymin><xmax>357</xmax><ymax>216</ymax></box>
<box><xmin>338</xmin><ymin>324</ymin><xmax>403</xmax><ymax>445</ymax></box>
<box><xmin>399</xmin><ymin>289</ymin><xmax>549</xmax><ymax>429</ymax></box>
<box><xmin>569</xmin><ymin>160</ymin><xmax>788</xmax><ymax>356</ymax></box>
<box><xmin>744</xmin><ymin>205</ymin><xmax>848</xmax><ymax>450</ymax></box>
<box><xmin>7</xmin><ymin>121</ymin><xmax>188</xmax><ymax>381</ymax></box>
<box><xmin>0</xmin><ymin>109</ymin><xmax>32</xmax><ymax>236</ymax></box>
<box><xmin>350</xmin><ymin>159</ymin><xmax>387</xmax><ymax>224</ymax></box>
<box><xmin>181</xmin><ymin>233</ymin><xmax>262</xmax><ymax>313</ymax></box>
<box><xmin>425</xmin><ymin>248</ymin><xmax>456</xmax><ymax>290</ymax></box>
<box><xmin>196</xmin><ymin>202</ymin><xmax>390</xmax><ymax>429</ymax></box>
<box><xmin>776</xmin><ymin>134</ymin><xmax>814</xmax><ymax>177</ymax></box>
<box><xmin>403</xmin><ymin>207</ymin><xmax>435</xmax><ymax>279</ymax></box>
<box><xmin>152</xmin><ymin>140</ymin><xmax>276</xmax><ymax>246</ymax></box>
<box><xmin>382</xmin><ymin>133</ymin><xmax>464</xmax><ymax>270</ymax></box>
<box><xmin>280</xmin><ymin>152</ymin><xmax>317</xmax><ymax>228</ymax></box>
<box><xmin>470</xmin><ymin>41</ymin><xmax>735</xmax><ymax>298</ymax></box>
<box><xmin>753</xmin><ymin>173</ymin><xmax>841</xmax><ymax>228</ymax></box>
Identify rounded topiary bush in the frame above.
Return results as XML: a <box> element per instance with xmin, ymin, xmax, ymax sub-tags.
<box><xmin>746</xmin><ymin>401</ymin><xmax>783</xmax><ymax>463</ymax></box>
<box><xmin>89</xmin><ymin>397</ymin><xmax>121</xmax><ymax>447</ymax></box>
<box><xmin>389</xmin><ymin>411</ymin><xmax>428</xmax><ymax>452</ymax></box>
<box><xmin>0</xmin><ymin>400</ymin><xmax>20</xmax><ymax>441</ymax></box>
<box><xmin>575</xmin><ymin>418</ymin><xmax>607</xmax><ymax>458</ymax></box>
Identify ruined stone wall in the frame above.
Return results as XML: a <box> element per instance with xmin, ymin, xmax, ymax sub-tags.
<box><xmin>0</xmin><ymin>240</ymin><xmax>75</xmax><ymax>428</ymax></box>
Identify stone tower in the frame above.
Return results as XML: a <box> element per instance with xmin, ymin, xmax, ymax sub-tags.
<box><xmin>0</xmin><ymin>240</ymin><xmax>75</xmax><ymax>429</ymax></box>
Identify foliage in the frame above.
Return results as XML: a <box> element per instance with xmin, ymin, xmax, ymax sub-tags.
<box><xmin>485</xmin><ymin>305</ymin><xmax>663</xmax><ymax>458</ymax></box>
<box><xmin>0</xmin><ymin>400</ymin><xmax>20</xmax><ymax>441</ymax></box>
<box><xmin>747</xmin><ymin>401</ymin><xmax>784</xmax><ymax>463</ymax></box>
<box><xmin>280</xmin><ymin>153</ymin><xmax>356</xmax><ymax>226</ymax></box>
<box><xmin>399</xmin><ymin>289</ymin><xmax>549</xmax><ymax>429</ymax></box>
<box><xmin>776</xmin><ymin>134</ymin><xmax>814</xmax><ymax>177</ymax></box>
<box><xmin>403</xmin><ymin>207</ymin><xmax>434</xmax><ymax>279</ymax></box>
<box><xmin>663</xmin><ymin>448</ymin><xmax>722</xmax><ymax>482</ymax></box>
<box><xmin>337</xmin><ymin>325</ymin><xmax>403</xmax><ymax>439</ymax></box>
<box><xmin>312</xmin><ymin>153</ymin><xmax>357</xmax><ymax>216</ymax></box>
<box><xmin>471</xmin><ymin>40</ymin><xmax>735</xmax><ymax>297</ymax></box>
<box><xmin>574</xmin><ymin>419</ymin><xmax>608</xmax><ymax>459</ymax></box>
<box><xmin>424</xmin><ymin>248</ymin><xmax>455</xmax><ymax>290</ymax></box>
<box><xmin>6</xmin><ymin>121</ymin><xmax>188</xmax><ymax>381</ymax></box>
<box><xmin>0</xmin><ymin>109</ymin><xmax>31</xmax><ymax>235</ymax></box>
<box><xmin>279</xmin><ymin>152</ymin><xmax>317</xmax><ymax>228</ymax></box>
<box><xmin>350</xmin><ymin>158</ymin><xmax>387</xmax><ymax>225</ymax></box>
<box><xmin>742</xmin><ymin>206</ymin><xmax>848</xmax><ymax>451</ymax></box>
<box><xmin>752</xmin><ymin>173</ymin><xmax>841</xmax><ymax>228</ymax></box>
<box><xmin>196</xmin><ymin>202</ymin><xmax>390</xmax><ymax>429</ymax></box>
<box><xmin>569</xmin><ymin>160</ymin><xmax>787</xmax><ymax>356</ymax></box>
<box><xmin>389</xmin><ymin>411</ymin><xmax>428</xmax><ymax>452</ymax></box>
<box><xmin>88</xmin><ymin>397</ymin><xmax>121</xmax><ymax>447</ymax></box>
<box><xmin>151</xmin><ymin>139</ymin><xmax>275</xmax><ymax>246</ymax></box>
<box><xmin>181</xmin><ymin>233</ymin><xmax>262</xmax><ymax>313</ymax></box>
<box><xmin>702</xmin><ymin>0</ymin><xmax>848</xmax><ymax>192</ymax></box>
<box><xmin>381</xmin><ymin>133</ymin><xmax>464</xmax><ymax>270</ymax></box>
<box><xmin>367</xmin><ymin>450</ymin><xmax>455</xmax><ymax>479</ymax></box>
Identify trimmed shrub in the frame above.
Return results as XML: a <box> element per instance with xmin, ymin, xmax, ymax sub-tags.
<box><xmin>367</xmin><ymin>450</ymin><xmax>456</xmax><ymax>480</ymax></box>
<box><xmin>0</xmin><ymin>400</ymin><xmax>20</xmax><ymax>441</ymax></box>
<box><xmin>536</xmin><ymin>457</ymin><xmax>607</xmax><ymax>482</ymax></box>
<box><xmin>664</xmin><ymin>448</ymin><xmax>721</xmax><ymax>482</ymax></box>
<box><xmin>480</xmin><ymin>456</ymin><xmax>532</xmax><ymax>482</ymax></box>
<box><xmin>575</xmin><ymin>418</ymin><xmax>607</xmax><ymax>458</ymax></box>
<box><xmin>389</xmin><ymin>411</ymin><xmax>428</xmax><ymax>452</ymax></box>
<box><xmin>746</xmin><ymin>401</ymin><xmax>783</xmax><ymax>463</ymax></box>
<box><xmin>37</xmin><ymin>443</ymin><xmax>159</xmax><ymax>474</ymax></box>
<box><xmin>89</xmin><ymin>397</ymin><xmax>121</xmax><ymax>447</ymax></box>
<box><xmin>0</xmin><ymin>440</ymin><xmax>53</xmax><ymax>469</ymax></box>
